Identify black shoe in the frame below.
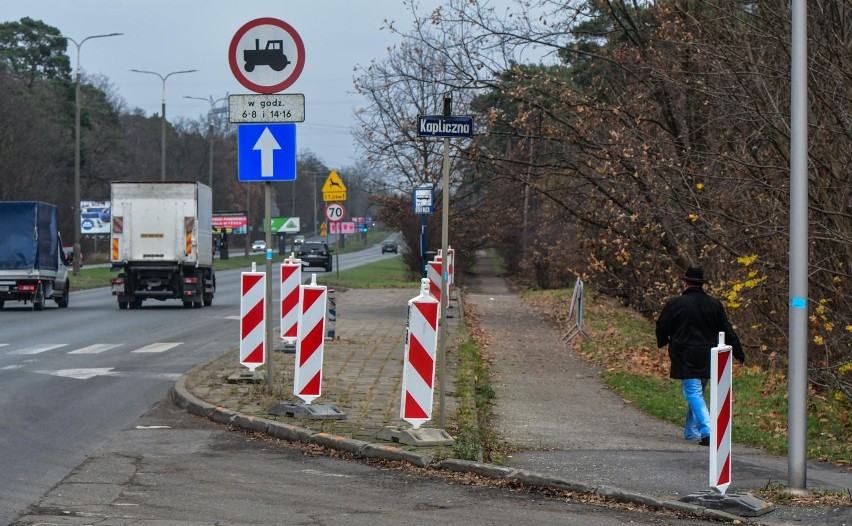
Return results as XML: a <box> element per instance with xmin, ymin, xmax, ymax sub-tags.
<box><xmin>699</xmin><ymin>436</ymin><xmax>710</xmax><ymax>446</ymax></box>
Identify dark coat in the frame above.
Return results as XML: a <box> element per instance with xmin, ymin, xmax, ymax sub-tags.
<box><xmin>656</xmin><ymin>286</ymin><xmax>744</xmax><ymax>379</ymax></box>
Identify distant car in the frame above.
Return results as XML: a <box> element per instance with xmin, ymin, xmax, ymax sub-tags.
<box><xmin>294</xmin><ymin>235</ymin><xmax>305</xmax><ymax>244</ymax></box>
<box><xmin>62</xmin><ymin>246</ymin><xmax>82</xmax><ymax>266</ymax></box>
<box><xmin>297</xmin><ymin>242</ymin><xmax>333</xmax><ymax>272</ymax></box>
<box><xmin>251</xmin><ymin>239</ymin><xmax>266</xmax><ymax>252</ymax></box>
<box><xmin>381</xmin><ymin>241</ymin><xmax>398</xmax><ymax>254</ymax></box>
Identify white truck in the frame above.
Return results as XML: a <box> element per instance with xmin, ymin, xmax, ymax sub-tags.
<box><xmin>0</xmin><ymin>201</ymin><xmax>71</xmax><ymax>310</ymax></box>
<box><xmin>109</xmin><ymin>181</ymin><xmax>215</xmax><ymax>309</ymax></box>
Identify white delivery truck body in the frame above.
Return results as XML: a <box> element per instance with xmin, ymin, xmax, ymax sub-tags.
<box><xmin>110</xmin><ymin>182</ymin><xmax>215</xmax><ymax>309</ymax></box>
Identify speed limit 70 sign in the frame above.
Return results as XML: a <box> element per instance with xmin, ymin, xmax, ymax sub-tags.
<box><xmin>325</xmin><ymin>203</ymin><xmax>345</xmax><ymax>222</ymax></box>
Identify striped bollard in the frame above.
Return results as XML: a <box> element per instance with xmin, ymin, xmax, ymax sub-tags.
<box><xmin>710</xmin><ymin>332</ymin><xmax>733</xmax><ymax>495</ymax></box>
<box><xmin>400</xmin><ymin>278</ymin><xmax>440</xmax><ymax>429</ymax></box>
<box><xmin>280</xmin><ymin>257</ymin><xmax>302</xmax><ymax>342</ymax></box>
<box><xmin>426</xmin><ymin>259</ymin><xmax>442</xmax><ymax>304</ymax></box>
<box><xmin>294</xmin><ymin>274</ymin><xmax>327</xmax><ymax>404</ymax></box>
<box><xmin>240</xmin><ymin>269</ymin><xmax>266</xmax><ymax>371</ymax></box>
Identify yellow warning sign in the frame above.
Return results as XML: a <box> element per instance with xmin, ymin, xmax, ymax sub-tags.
<box><xmin>322</xmin><ymin>170</ymin><xmax>347</xmax><ymax>201</ymax></box>
<box><xmin>320</xmin><ymin>222</ymin><xmax>328</xmax><ymax>237</ymax></box>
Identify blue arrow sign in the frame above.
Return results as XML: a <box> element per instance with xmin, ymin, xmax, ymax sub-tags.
<box><xmin>238</xmin><ymin>123</ymin><xmax>296</xmax><ymax>181</ymax></box>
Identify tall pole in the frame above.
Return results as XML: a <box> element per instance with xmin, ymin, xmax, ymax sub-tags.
<box><xmin>265</xmin><ymin>182</ymin><xmax>274</xmax><ymax>387</ymax></box>
<box><xmin>131</xmin><ymin>68</ymin><xmax>198</xmax><ymax>181</ymax></box>
<box><xmin>50</xmin><ymin>32</ymin><xmax>122</xmax><ymax>276</ymax></box>
<box><xmin>184</xmin><ymin>95</ymin><xmax>228</xmax><ymax>190</ymax></box>
<box><xmin>438</xmin><ymin>93</ymin><xmax>451</xmax><ymax>429</ymax></box>
<box><xmin>788</xmin><ymin>0</ymin><xmax>808</xmax><ymax>491</ymax></box>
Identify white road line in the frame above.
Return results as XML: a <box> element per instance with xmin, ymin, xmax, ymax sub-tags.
<box><xmin>0</xmin><ymin>343</ymin><xmax>9</xmax><ymax>348</ymax></box>
<box><xmin>39</xmin><ymin>368</ymin><xmax>117</xmax><ymax>380</ymax></box>
<box><xmin>9</xmin><ymin>344</ymin><xmax>67</xmax><ymax>355</ymax></box>
<box><xmin>131</xmin><ymin>342</ymin><xmax>182</xmax><ymax>353</ymax></box>
<box><xmin>69</xmin><ymin>343</ymin><xmax>123</xmax><ymax>355</ymax></box>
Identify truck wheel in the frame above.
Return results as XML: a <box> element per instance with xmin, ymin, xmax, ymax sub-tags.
<box><xmin>118</xmin><ymin>300</ymin><xmax>128</xmax><ymax>310</ymax></box>
<box><xmin>203</xmin><ymin>294</ymin><xmax>213</xmax><ymax>307</ymax></box>
<box><xmin>183</xmin><ymin>301</ymin><xmax>193</xmax><ymax>308</ymax></box>
<box><xmin>130</xmin><ymin>300</ymin><xmax>142</xmax><ymax>309</ymax></box>
<box><xmin>56</xmin><ymin>282</ymin><xmax>70</xmax><ymax>308</ymax></box>
<box><xmin>32</xmin><ymin>284</ymin><xmax>45</xmax><ymax>311</ymax></box>
<box><xmin>0</xmin><ymin>300</ymin><xmax>4</xmax><ymax>309</ymax></box>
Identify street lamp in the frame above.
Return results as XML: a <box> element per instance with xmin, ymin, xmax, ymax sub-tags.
<box><xmin>49</xmin><ymin>32</ymin><xmax>122</xmax><ymax>276</ymax></box>
<box><xmin>183</xmin><ymin>95</ymin><xmax>228</xmax><ymax>190</ymax></box>
<box><xmin>130</xmin><ymin>68</ymin><xmax>198</xmax><ymax>181</ymax></box>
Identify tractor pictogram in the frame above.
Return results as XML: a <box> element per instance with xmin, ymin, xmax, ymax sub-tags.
<box><xmin>243</xmin><ymin>39</ymin><xmax>291</xmax><ymax>72</ymax></box>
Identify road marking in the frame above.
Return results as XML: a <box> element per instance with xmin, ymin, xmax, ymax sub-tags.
<box><xmin>136</xmin><ymin>425</ymin><xmax>172</xmax><ymax>430</ymax></box>
<box><xmin>9</xmin><ymin>344</ymin><xmax>67</xmax><ymax>355</ymax></box>
<box><xmin>69</xmin><ymin>343</ymin><xmax>123</xmax><ymax>354</ymax></box>
<box><xmin>0</xmin><ymin>343</ymin><xmax>9</xmax><ymax>348</ymax></box>
<box><xmin>131</xmin><ymin>343</ymin><xmax>182</xmax><ymax>353</ymax></box>
<box><xmin>39</xmin><ymin>367</ymin><xmax>117</xmax><ymax>380</ymax></box>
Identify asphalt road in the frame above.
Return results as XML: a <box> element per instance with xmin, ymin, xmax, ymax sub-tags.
<box><xmin>0</xmin><ymin>246</ymin><xmax>397</xmax><ymax>524</ymax></box>
<box><xmin>11</xmin><ymin>397</ymin><xmax>719</xmax><ymax>526</ymax></box>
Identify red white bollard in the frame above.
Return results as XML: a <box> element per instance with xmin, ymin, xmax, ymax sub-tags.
<box><xmin>294</xmin><ymin>274</ymin><xmax>327</xmax><ymax>404</ymax></box>
<box><xmin>710</xmin><ymin>331</ymin><xmax>733</xmax><ymax>495</ymax></box>
<box><xmin>400</xmin><ymin>278</ymin><xmax>440</xmax><ymax>429</ymax></box>
<box><xmin>280</xmin><ymin>257</ymin><xmax>302</xmax><ymax>342</ymax></box>
<box><xmin>426</xmin><ymin>259</ymin><xmax>442</xmax><ymax>304</ymax></box>
<box><xmin>240</xmin><ymin>269</ymin><xmax>266</xmax><ymax>371</ymax></box>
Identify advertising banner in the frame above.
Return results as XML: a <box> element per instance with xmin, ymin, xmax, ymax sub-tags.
<box><xmin>80</xmin><ymin>201</ymin><xmax>111</xmax><ymax>235</ymax></box>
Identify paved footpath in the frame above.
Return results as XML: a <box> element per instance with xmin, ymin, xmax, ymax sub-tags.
<box><xmin>464</xmin><ymin>255</ymin><xmax>850</xmax><ymax>526</ymax></box>
<box><xmin>181</xmin><ymin>254</ymin><xmax>851</xmax><ymax>526</ymax></box>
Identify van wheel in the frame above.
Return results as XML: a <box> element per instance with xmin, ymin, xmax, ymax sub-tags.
<box><xmin>56</xmin><ymin>282</ymin><xmax>70</xmax><ymax>308</ymax></box>
<box><xmin>118</xmin><ymin>300</ymin><xmax>128</xmax><ymax>310</ymax></box>
<box><xmin>183</xmin><ymin>301</ymin><xmax>193</xmax><ymax>308</ymax></box>
<box><xmin>32</xmin><ymin>284</ymin><xmax>45</xmax><ymax>311</ymax></box>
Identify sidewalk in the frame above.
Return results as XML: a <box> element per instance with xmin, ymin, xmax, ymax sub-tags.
<box><xmin>178</xmin><ymin>255</ymin><xmax>851</xmax><ymax>526</ymax></box>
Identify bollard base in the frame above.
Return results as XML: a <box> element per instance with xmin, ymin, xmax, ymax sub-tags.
<box><xmin>376</xmin><ymin>425</ymin><xmax>455</xmax><ymax>447</ymax></box>
<box><xmin>275</xmin><ymin>342</ymin><xmax>296</xmax><ymax>354</ymax></box>
<box><xmin>227</xmin><ymin>370</ymin><xmax>265</xmax><ymax>384</ymax></box>
<box><xmin>680</xmin><ymin>491</ymin><xmax>775</xmax><ymax>517</ymax></box>
<box><xmin>267</xmin><ymin>403</ymin><xmax>346</xmax><ymax>420</ymax></box>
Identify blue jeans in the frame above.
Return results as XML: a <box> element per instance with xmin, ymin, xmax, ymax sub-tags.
<box><xmin>682</xmin><ymin>379</ymin><xmax>710</xmax><ymax>440</ymax></box>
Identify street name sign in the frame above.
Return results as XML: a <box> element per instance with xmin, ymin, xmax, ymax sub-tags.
<box><xmin>238</xmin><ymin>123</ymin><xmax>296</xmax><ymax>181</ymax></box>
<box><xmin>229</xmin><ymin>94</ymin><xmax>305</xmax><ymax>123</ymax></box>
<box><xmin>416</xmin><ymin>115</ymin><xmax>474</xmax><ymax>138</ymax></box>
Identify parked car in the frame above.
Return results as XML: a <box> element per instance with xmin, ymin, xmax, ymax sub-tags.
<box><xmin>251</xmin><ymin>239</ymin><xmax>266</xmax><ymax>252</ymax></box>
<box><xmin>297</xmin><ymin>242</ymin><xmax>333</xmax><ymax>272</ymax></box>
<box><xmin>381</xmin><ymin>240</ymin><xmax>398</xmax><ymax>254</ymax></box>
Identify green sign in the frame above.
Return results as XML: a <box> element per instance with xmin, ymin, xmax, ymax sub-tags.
<box><xmin>261</xmin><ymin>217</ymin><xmax>300</xmax><ymax>233</ymax></box>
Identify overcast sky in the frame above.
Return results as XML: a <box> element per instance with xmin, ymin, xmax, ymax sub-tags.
<box><xmin>1</xmin><ymin>0</ymin><xmax>437</xmax><ymax>170</ymax></box>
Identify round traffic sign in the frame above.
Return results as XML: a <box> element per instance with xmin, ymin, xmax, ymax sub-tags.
<box><xmin>229</xmin><ymin>18</ymin><xmax>305</xmax><ymax>94</ymax></box>
<box><xmin>325</xmin><ymin>203</ymin><xmax>345</xmax><ymax>222</ymax></box>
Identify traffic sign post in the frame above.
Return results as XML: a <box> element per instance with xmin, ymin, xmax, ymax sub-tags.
<box><xmin>415</xmin><ymin>94</ymin><xmax>474</xmax><ymax>429</ymax></box>
<box><xmin>229</xmin><ymin>18</ymin><xmax>305</xmax><ymax>94</ymax></box>
<box><xmin>230</xmin><ymin>17</ymin><xmax>305</xmax><ymax>392</ymax></box>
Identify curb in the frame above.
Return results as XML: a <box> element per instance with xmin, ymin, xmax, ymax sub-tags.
<box><xmin>172</xmin><ymin>374</ymin><xmax>757</xmax><ymax>524</ymax></box>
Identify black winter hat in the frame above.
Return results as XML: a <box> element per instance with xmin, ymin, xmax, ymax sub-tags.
<box><xmin>682</xmin><ymin>267</ymin><xmax>707</xmax><ymax>284</ymax></box>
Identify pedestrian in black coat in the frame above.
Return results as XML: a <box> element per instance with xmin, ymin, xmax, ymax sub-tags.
<box><xmin>656</xmin><ymin>267</ymin><xmax>744</xmax><ymax>445</ymax></box>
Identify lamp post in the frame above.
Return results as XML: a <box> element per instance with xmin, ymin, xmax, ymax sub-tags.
<box><xmin>50</xmin><ymin>32</ymin><xmax>122</xmax><ymax>276</ymax></box>
<box><xmin>183</xmin><ymin>95</ymin><xmax>228</xmax><ymax>190</ymax></box>
<box><xmin>130</xmin><ymin>68</ymin><xmax>198</xmax><ymax>181</ymax></box>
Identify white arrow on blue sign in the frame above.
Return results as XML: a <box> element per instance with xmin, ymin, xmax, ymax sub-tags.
<box><xmin>238</xmin><ymin>123</ymin><xmax>296</xmax><ymax>181</ymax></box>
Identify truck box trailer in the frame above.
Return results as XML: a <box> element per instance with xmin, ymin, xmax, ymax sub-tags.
<box><xmin>109</xmin><ymin>181</ymin><xmax>215</xmax><ymax>309</ymax></box>
<box><xmin>0</xmin><ymin>201</ymin><xmax>70</xmax><ymax>310</ymax></box>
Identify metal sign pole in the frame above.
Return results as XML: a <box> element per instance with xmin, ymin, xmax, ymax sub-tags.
<box><xmin>265</xmin><ymin>181</ymin><xmax>274</xmax><ymax>388</ymax></box>
<box><xmin>438</xmin><ymin>94</ymin><xmax>451</xmax><ymax>429</ymax></box>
